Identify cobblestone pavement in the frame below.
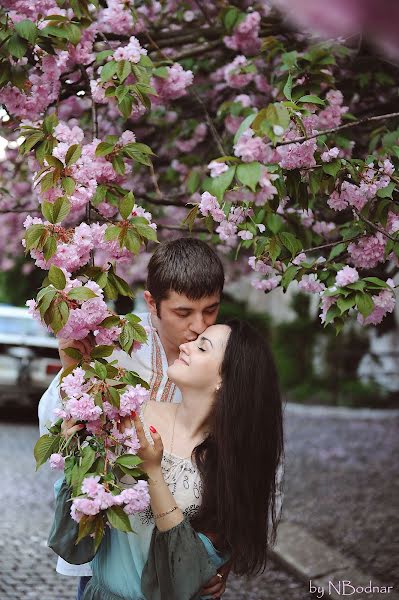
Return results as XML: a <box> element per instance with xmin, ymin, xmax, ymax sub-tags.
<box><xmin>1</xmin><ymin>405</ymin><xmax>397</xmax><ymax>599</ymax></box>
<box><xmin>283</xmin><ymin>406</ymin><xmax>399</xmax><ymax>590</ymax></box>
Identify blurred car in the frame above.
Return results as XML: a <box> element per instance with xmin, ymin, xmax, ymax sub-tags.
<box><xmin>0</xmin><ymin>304</ymin><xmax>61</xmax><ymax>407</ymax></box>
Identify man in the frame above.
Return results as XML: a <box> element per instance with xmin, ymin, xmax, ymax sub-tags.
<box><xmin>39</xmin><ymin>237</ymin><xmax>230</xmax><ymax>600</ymax></box>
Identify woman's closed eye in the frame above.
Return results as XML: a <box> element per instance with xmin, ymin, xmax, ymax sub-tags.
<box><xmin>197</xmin><ymin>346</ymin><xmax>205</xmax><ymax>352</ymax></box>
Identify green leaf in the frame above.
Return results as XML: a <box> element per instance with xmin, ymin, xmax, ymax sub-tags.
<box><xmin>115</xmin><ymin>455</ymin><xmax>143</xmax><ymax>469</ymax></box>
<box><xmin>125</xmin><ymin>230</ymin><xmax>142</xmax><ymax>253</ymax></box>
<box><xmin>67</xmin><ymin>287</ymin><xmax>98</xmax><ymax>301</ymax></box>
<box><xmin>281</xmin><ymin>265</ymin><xmax>299</xmax><ymax>290</ymax></box>
<box><xmin>186</xmin><ymin>171</ymin><xmax>200</xmax><ymax>194</ymax></box>
<box><xmin>363</xmin><ymin>277</ymin><xmax>389</xmax><ymax>288</ymax></box>
<box><xmin>65</xmin><ymin>144</ymin><xmax>81</xmax><ymax>166</ymax></box>
<box><xmin>80</xmin><ymin>445</ymin><xmax>96</xmax><ymax>476</ymax></box>
<box><xmin>209</xmin><ymin>166</ymin><xmax>236</xmax><ymax>200</ymax></box>
<box><xmin>233</xmin><ymin>113</ymin><xmax>256</xmax><ymax>145</ymax></box>
<box><xmin>106</xmin><ymin>386</ymin><xmax>120</xmax><ymax>408</ymax></box>
<box><xmin>94</xmin><ymin>361</ymin><xmax>108</xmax><ymax>380</ymax></box>
<box><xmin>43</xmin><ymin>236</ymin><xmax>57</xmax><ymax>261</ymax></box>
<box><xmin>183</xmin><ymin>205</ymin><xmax>199</xmax><ymax>232</ymax></box>
<box><xmin>48</xmin><ymin>265</ymin><xmax>66</xmax><ymax>290</ymax></box>
<box><xmin>21</xmin><ymin>131</ymin><xmax>45</xmax><ymax>154</ymax></box>
<box><xmin>236</xmin><ymin>162</ymin><xmax>261</xmax><ymax>192</ymax></box>
<box><xmin>42</xmin><ymin>113</ymin><xmax>58</xmax><ymax>134</ymax></box>
<box><xmin>283</xmin><ymin>73</ymin><xmax>293</xmax><ymax>101</ymax></box>
<box><xmin>376</xmin><ymin>181</ymin><xmax>395</xmax><ymax>199</ymax></box>
<box><xmin>95</xmin><ymin>142</ymin><xmax>114</xmax><ymax>157</ymax></box>
<box><xmin>33</xmin><ymin>434</ymin><xmax>60</xmax><ymax>470</ymax></box>
<box><xmin>76</xmin><ymin>516</ymin><xmax>96</xmax><ymax>545</ymax></box>
<box><xmin>14</xmin><ymin>20</ymin><xmax>39</xmax><ymax>44</ymax></box>
<box><xmin>268</xmin><ymin>236</ymin><xmax>282</xmax><ymax>262</ymax></box>
<box><xmin>266</xmin><ymin>213</ymin><xmax>284</xmax><ymax>234</ymax></box>
<box><xmin>106</xmin><ymin>506</ymin><xmax>133</xmax><ymax>533</ymax></box>
<box><xmin>116</xmin><ymin>59</ymin><xmax>131</xmax><ymax>82</ymax></box>
<box><xmin>63</xmin><ymin>347</ymin><xmax>83</xmax><ymax>360</ymax></box>
<box><xmin>112</xmin><ymin>155</ymin><xmax>125</xmax><ymax>175</ymax></box>
<box><xmin>61</xmin><ymin>177</ymin><xmax>76</xmax><ymax>195</ymax></box>
<box><xmin>25</xmin><ymin>224</ymin><xmax>46</xmax><ymax>250</ymax></box>
<box><xmin>329</xmin><ymin>242</ymin><xmax>347</xmax><ymax>260</ymax></box>
<box><xmin>355</xmin><ymin>293</ymin><xmax>375</xmax><ymax>317</ymax></box>
<box><xmin>100</xmin><ymin>315</ymin><xmax>121</xmax><ymax>328</ymax></box>
<box><xmin>100</xmin><ymin>60</ymin><xmax>118</xmax><ymax>82</ymax></box>
<box><xmin>133</xmin><ymin>222</ymin><xmax>158</xmax><ymax>243</ymax></box>
<box><xmin>46</xmin><ymin>300</ymin><xmax>69</xmax><ymax>334</ymax></box>
<box><xmin>279</xmin><ymin>232</ymin><xmax>302</xmax><ymax>256</ymax></box>
<box><xmin>119</xmin><ymin>323</ymin><xmax>135</xmax><ymax>353</ymax></box>
<box><xmin>64</xmin><ymin>23</ymin><xmax>81</xmax><ymax>45</ymax></box>
<box><xmin>8</xmin><ymin>33</ymin><xmax>28</xmax><ymax>59</ymax></box>
<box><xmin>298</xmin><ymin>95</ymin><xmax>326</xmax><ymax>105</ymax></box>
<box><xmin>323</xmin><ymin>160</ymin><xmax>342</xmax><ymax>178</ymax></box>
<box><xmin>52</xmin><ymin>196</ymin><xmax>71</xmax><ymax>223</ymax></box>
<box><xmin>41</xmin><ymin>201</ymin><xmax>55</xmax><ymax>224</ymax></box>
<box><xmin>40</xmin><ymin>172</ymin><xmax>56</xmax><ymax>194</ymax></box>
<box><xmin>120</xmin><ymin>192</ymin><xmax>135</xmax><ymax>220</ymax></box>
<box><xmin>104</xmin><ymin>225</ymin><xmax>121</xmax><ymax>241</ymax></box>
<box><xmin>337</xmin><ymin>295</ymin><xmax>356</xmax><ymax>314</ymax></box>
<box><xmin>90</xmin><ymin>345</ymin><xmax>114</xmax><ymax>359</ymax></box>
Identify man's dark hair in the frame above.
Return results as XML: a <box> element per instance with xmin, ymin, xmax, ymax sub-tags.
<box><xmin>146</xmin><ymin>237</ymin><xmax>224</xmax><ymax>307</ymax></box>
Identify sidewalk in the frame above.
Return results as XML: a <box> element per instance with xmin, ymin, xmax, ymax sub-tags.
<box><xmin>277</xmin><ymin>402</ymin><xmax>399</xmax><ymax>597</ymax></box>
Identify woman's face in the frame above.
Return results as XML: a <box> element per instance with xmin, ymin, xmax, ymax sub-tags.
<box><xmin>167</xmin><ymin>324</ymin><xmax>231</xmax><ymax>393</ymax></box>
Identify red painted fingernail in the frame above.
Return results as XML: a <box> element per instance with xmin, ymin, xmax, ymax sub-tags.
<box><xmin>149</xmin><ymin>425</ymin><xmax>157</xmax><ymax>433</ymax></box>
<box><xmin>131</xmin><ymin>411</ymin><xmax>136</xmax><ymax>418</ymax></box>
<box><xmin>78</xmin><ymin>424</ymin><xmax>85</xmax><ymax>429</ymax></box>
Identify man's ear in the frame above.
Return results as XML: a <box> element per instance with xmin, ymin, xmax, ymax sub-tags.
<box><xmin>143</xmin><ymin>290</ymin><xmax>157</xmax><ymax>316</ymax></box>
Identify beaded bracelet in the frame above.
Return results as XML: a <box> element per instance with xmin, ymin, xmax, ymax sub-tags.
<box><xmin>154</xmin><ymin>505</ymin><xmax>178</xmax><ymax>520</ymax></box>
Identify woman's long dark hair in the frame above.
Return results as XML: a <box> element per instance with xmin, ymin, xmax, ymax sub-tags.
<box><xmin>190</xmin><ymin>319</ymin><xmax>284</xmax><ymax>576</ymax></box>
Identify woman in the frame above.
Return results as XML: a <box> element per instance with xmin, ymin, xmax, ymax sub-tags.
<box><xmin>53</xmin><ymin>319</ymin><xmax>284</xmax><ymax>600</ymax></box>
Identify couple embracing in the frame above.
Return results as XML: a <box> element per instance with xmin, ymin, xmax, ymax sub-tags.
<box><xmin>39</xmin><ymin>237</ymin><xmax>284</xmax><ymax>600</ymax></box>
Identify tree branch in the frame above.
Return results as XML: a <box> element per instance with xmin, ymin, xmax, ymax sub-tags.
<box><xmin>353</xmin><ymin>208</ymin><xmax>397</xmax><ymax>242</ymax></box>
<box><xmin>274</xmin><ymin>112</ymin><xmax>399</xmax><ymax>147</ymax></box>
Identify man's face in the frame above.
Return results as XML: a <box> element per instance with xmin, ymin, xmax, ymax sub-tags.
<box><xmin>144</xmin><ymin>290</ymin><xmax>221</xmax><ymax>350</ymax></box>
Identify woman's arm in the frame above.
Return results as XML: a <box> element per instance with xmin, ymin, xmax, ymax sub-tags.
<box><xmin>129</xmin><ymin>413</ymin><xmax>185</xmax><ymax>531</ymax></box>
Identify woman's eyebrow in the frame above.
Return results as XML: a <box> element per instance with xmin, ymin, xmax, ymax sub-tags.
<box><xmin>199</xmin><ymin>336</ymin><xmax>213</xmax><ymax>348</ymax></box>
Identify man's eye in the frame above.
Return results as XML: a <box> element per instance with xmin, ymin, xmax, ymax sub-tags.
<box><xmin>177</xmin><ymin>313</ymin><xmax>189</xmax><ymax>318</ymax></box>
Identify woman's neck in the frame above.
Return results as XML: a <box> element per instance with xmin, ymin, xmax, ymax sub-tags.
<box><xmin>176</xmin><ymin>389</ymin><xmax>213</xmax><ymax>440</ymax></box>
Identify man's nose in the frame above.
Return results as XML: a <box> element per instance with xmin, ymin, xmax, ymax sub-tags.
<box><xmin>189</xmin><ymin>313</ymin><xmax>206</xmax><ymax>335</ymax></box>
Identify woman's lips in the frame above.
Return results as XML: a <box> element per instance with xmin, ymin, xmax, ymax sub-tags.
<box><xmin>176</xmin><ymin>356</ymin><xmax>189</xmax><ymax>365</ymax></box>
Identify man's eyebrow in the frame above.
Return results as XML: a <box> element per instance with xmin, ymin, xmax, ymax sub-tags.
<box><xmin>199</xmin><ymin>336</ymin><xmax>213</xmax><ymax>348</ymax></box>
<box><xmin>204</xmin><ymin>302</ymin><xmax>220</xmax><ymax>309</ymax></box>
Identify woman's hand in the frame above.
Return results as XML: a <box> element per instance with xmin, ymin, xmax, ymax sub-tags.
<box><xmin>61</xmin><ymin>418</ymin><xmax>84</xmax><ymax>439</ymax></box>
<box><xmin>120</xmin><ymin>412</ymin><xmax>163</xmax><ymax>477</ymax></box>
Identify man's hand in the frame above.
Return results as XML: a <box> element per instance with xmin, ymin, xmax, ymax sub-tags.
<box><xmin>200</xmin><ymin>557</ymin><xmax>232</xmax><ymax>598</ymax></box>
<box><xmin>58</xmin><ymin>334</ymin><xmax>95</xmax><ymax>369</ymax></box>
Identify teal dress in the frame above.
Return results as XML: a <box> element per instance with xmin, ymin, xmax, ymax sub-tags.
<box><xmin>50</xmin><ymin>448</ymin><xmax>229</xmax><ymax>600</ymax></box>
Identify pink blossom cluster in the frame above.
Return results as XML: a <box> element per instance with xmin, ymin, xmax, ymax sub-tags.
<box><xmin>276</xmin><ymin>137</ymin><xmax>317</xmax><ymax>170</ymax></box>
<box><xmin>71</xmin><ymin>476</ymin><xmax>150</xmax><ymax>522</ymax></box>
<box><xmin>3</xmin><ymin>0</ymin><xmax>60</xmax><ymax>23</ymax></box>
<box><xmin>208</xmin><ymin>161</ymin><xmax>229</xmax><ymax>178</ymax></box>
<box><xmin>224</xmin><ymin>11</ymin><xmax>261</xmax><ymax>55</ymax></box>
<box><xmin>113</xmin><ymin>36</ymin><xmax>148</xmax><ymax>63</ymax></box>
<box><xmin>198</xmin><ymin>192</ymin><xmax>225</xmax><ymax>222</ymax></box>
<box><xmin>298</xmin><ymin>273</ymin><xmax>326</xmax><ymax>294</ymax></box>
<box><xmin>348</xmin><ymin>233</ymin><xmax>386</xmax><ymax>269</ymax></box>
<box><xmin>357</xmin><ymin>283</ymin><xmax>396</xmax><ymax>326</ymax></box>
<box><xmin>97</xmin><ymin>0</ymin><xmax>135</xmax><ymax>35</ymax></box>
<box><xmin>152</xmin><ymin>63</ymin><xmax>194</xmax><ymax>102</ymax></box>
<box><xmin>0</xmin><ymin>55</ymin><xmax>63</xmax><ymax>120</ymax></box>
<box><xmin>175</xmin><ymin>123</ymin><xmax>207</xmax><ymax>153</ymax></box>
<box><xmin>254</xmin><ymin>167</ymin><xmax>279</xmax><ymax>205</ymax></box>
<box><xmin>328</xmin><ymin>162</ymin><xmax>393</xmax><ymax>211</ymax></box>
<box><xmin>317</xmin><ymin>90</ymin><xmax>348</xmax><ymax>130</ymax></box>
<box><xmin>335</xmin><ymin>266</ymin><xmax>359</xmax><ymax>287</ymax></box>
<box><xmin>224</xmin><ymin>56</ymin><xmax>256</xmax><ymax>89</ymax></box>
<box><xmin>49</xmin><ymin>453</ymin><xmax>65</xmax><ymax>470</ymax></box>
<box><xmin>234</xmin><ymin>128</ymin><xmax>272</xmax><ymax>163</ymax></box>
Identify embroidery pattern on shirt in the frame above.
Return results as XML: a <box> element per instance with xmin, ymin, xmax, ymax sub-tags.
<box><xmin>150</xmin><ymin>329</ymin><xmax>163</xmax><ymax>402</ymax></box>
<box><xmin>160</xmin><ymin>377</ymin><xmax>176</xmax><ymax>403</ymax></box>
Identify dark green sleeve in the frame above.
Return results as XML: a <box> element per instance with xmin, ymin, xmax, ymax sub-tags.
<box><xmin>47</xmin><ymin>478</ymin><xmax>96</xmax><ymax>565</ymax></box>
<box><xmin>141</xmin><ymin>517</ymin><xmax>217</xmax><ymax>600</ymax></box>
